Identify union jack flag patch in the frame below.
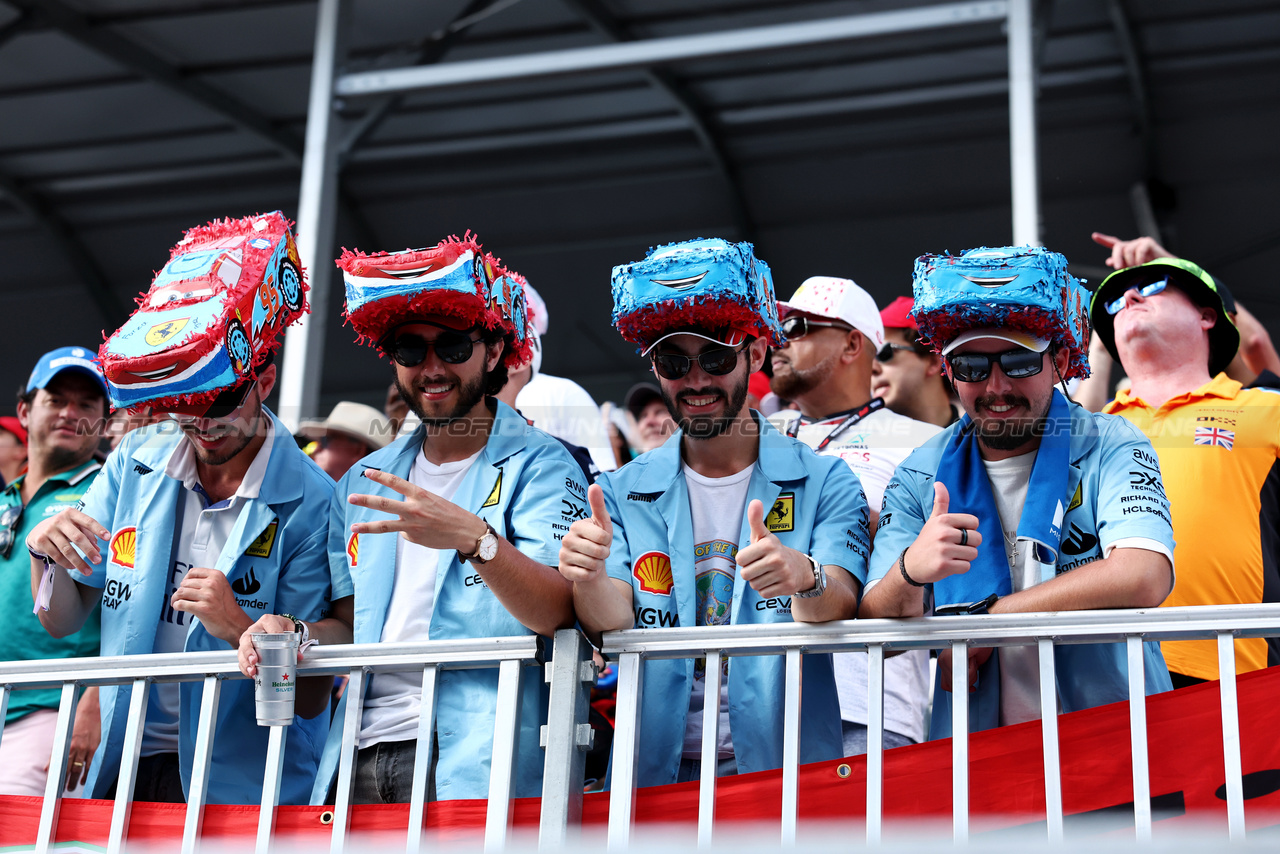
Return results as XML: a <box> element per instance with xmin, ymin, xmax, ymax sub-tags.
<box><xmin>1194</xmin><ymin>425</ymin><xmax>1235</xmax><ymax>450</ymax></box>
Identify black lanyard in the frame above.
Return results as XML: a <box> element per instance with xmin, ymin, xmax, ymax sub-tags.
<box><xmin>786</xmin><ymin>398</ymin><xmax>885</xmax><ymax>451</ymax></box>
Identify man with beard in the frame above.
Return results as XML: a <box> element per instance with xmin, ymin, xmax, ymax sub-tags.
<box><xmin>27</xmin><ymin>212</ymin><xmax>334</xmax><ymax>804</ymax></box>
<box><xmin>0</xmin><ymin>348</ymin><xmax>107</xmax><ymax>796</ymax></box>
<box><xmin>861</xmin><ymin>246</ymin><xmax>1174</xmax><ymax>737</ymax></box>
<box><xmin>559</xmin><ymin>238</ymin><xmax>868</xmax><ymax>785</ymax></box>
<box><xmin>767</xmin><ymin>277</ymin><xmax>940</xmax><ymax>757</ymax></box>
<box><xmin>280</xmin><ymin>236</ymin><xmax>585</xmax><ymax>805</ymax></box>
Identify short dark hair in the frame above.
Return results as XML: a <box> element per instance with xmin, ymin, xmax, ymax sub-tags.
<box><xmin>16</xmin><ymin>385</ymin><xmax>33</xmax><ymax>408</ymax></box>
<box><xmin>482</xmin><ymin>327</ymin><xmax>512</xmax><ymax>397</ymax></box>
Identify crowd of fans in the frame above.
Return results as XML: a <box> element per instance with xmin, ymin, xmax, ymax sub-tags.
<box><xmin>0</xmin><ymin>213</ymin><xmax>1276</xmax><ymax>811</ymax></box>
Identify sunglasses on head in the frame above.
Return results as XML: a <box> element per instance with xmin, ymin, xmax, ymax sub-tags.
<box><xmin>1105</xmin><ymin>277</ymin><xmax>1169</xmax><ymax>315</ymax></box>
<box><xmin>383</xmin><ymin>330</ymin><xmax>482</xmax><ymax>367</ymax></box>
<box><xmin>166</xmin><ymin>380</ymin><xmax>255</xmax><ymax>425</ymax></box>
<box><xmin>875</xmin><ymin>342</ymin><xmax>924</xmax><ymax>363</ymax></box>
<box><xmin>651</xmin><ymin>342</ymin><xmax>747</xmax><ymax>380</ymax></box>
<box><xmin>0</xmin><ymin>503</ymin><xmax>23</xmax><ymax>560</ymax></box>
<box><xmin>780</xmin><ymin>315</ymin><xmax>851</xmax><ymax>339</ymax></box>
<box><xmin>946</xmin><ymin>348</ymin><xmax>1045</xmax><ymax>383</ymax></box>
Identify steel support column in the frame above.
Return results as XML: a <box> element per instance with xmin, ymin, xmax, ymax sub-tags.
<box><xmin>1007</xmin><ymin>0</ymin><xmax>1041</xmax><ymax>246</ymax></box>
<box><xmin>279</xmin><ymin>0</ymin><xmax>347</xmax><ymax>431</ymax></box>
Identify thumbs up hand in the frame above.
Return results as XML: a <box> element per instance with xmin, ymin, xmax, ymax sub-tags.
<box><xmin>899</xmin><ymin>481</ymin><xmax>982</xmax><ymax>587</ymax></box>
<box><xmin>558</xmin><ymin>484</ymin><xmax>615</xmax><ymax>584</ymax></box>
<box><xmin>737</xmin><ymin>499</ymin><xmax>812</xmax><ymax>598</ymax></box>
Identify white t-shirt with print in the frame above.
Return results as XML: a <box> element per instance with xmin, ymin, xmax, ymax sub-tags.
<box><xmin>680</xmin><ymin>462</ymin><xmax>752</xmax><ymax>760</ymax></box>
<box><xmin>358</xmin><ymin>448</ymin><xmax>482</xmax><ymax>749</ymax></box>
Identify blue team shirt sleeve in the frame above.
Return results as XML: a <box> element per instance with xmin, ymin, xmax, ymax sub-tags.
<box><xmin>505</xmin><ymin>442</ymin><xmax>590</xmax><ymax>567</ymax></box>
<box><xmin>75</xmin><ymin>441</ymin><xmax>127</xmax><ymax>591</ymax></box>
<box><xmin>328</xmin><ymin>471</ymin><xmax>356</xmax><ymax>601</ymax></box>
<box><xmin>598</xmin><ymin>473</ymin><xmax>633</xmax><ymax>587</ymax></box>
<box><xmin>867</xmin><ymin>467</ymin><xmax>931</xmax><ymax>585</ymax></box>
<box><xmin>807</xmin><ymin>460</ymin><xmax>870</xmax><ymax>584</ymax></box>
<box><xmin>1094</xmin><ymin>416</ymin><xmax>1176</xmax><ymax>553</ymax></box>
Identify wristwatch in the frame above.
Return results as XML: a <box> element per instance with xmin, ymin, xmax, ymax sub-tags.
<box><xmin>934</xmin><ymin>593</ymin><xmax>999</xmax><ymax>616</ymax></box>
<box><xmin>460</xmin><ymin>521</ymin><xmax>499</xmax><ymax>565</ymax></box>
<box><xmin>793</xmin><ymin>554</ymin><xmax>827</xmax><ymax>599</ymax></box>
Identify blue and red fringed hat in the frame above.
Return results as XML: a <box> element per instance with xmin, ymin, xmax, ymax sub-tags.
<box><xmin>911</xmin><ymin>245</ymin><xmax>1092</xmax><ymax>380</ymax></box>
<box><xmin>336</xmin><ymin>234</ymin><xmax>531</xmax><ymax>369</ymax></box>
<box><xmin>99</xmin><ymin>211</ymin><xmax>307</xmax><ymax>412</ymax></box>
<box><xmin>610</xmin><ymin>238</ymin><xmax>785</xmax><ymax>352</ymax></box>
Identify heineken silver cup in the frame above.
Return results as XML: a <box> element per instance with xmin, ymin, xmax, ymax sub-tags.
<box><xmin>252</xmin><ymin>632</ymin><xmax>300</xmax><ymax>726</ymax></box>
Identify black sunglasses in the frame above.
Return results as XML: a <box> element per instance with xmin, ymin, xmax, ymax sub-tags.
<box><xmin>0</xmin><ymin>503</ymin><xmax>23</xmax><ymax>560</ymax></box>
<box><xmin>652</xmin><ymin>342</ymin><xmax>748</xmax><ymax>380</ymax></box>
<box><xmin>383</xmin><ymin>331</ymin><xmax>482</xmax><ymax>367</ymax></box>
<box><xmin>946</xmin><ymin>348</ymin><xmax>1045</xmax><ymax>383</ymax></box>
<box><xmin>875</xmin><ymin>343</ymin><xmax>925</xmax><ymax>363</ymax></box>
<box><xmin>780</xmin><ymin>315</ymin><xmax>851</xmax><ymax>339</ymax></box>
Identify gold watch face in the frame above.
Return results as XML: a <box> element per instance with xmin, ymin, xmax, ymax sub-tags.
<box><xmin>478</xmin><ymin>532</ymin><xmax>499</xmax><ymax>562</ymax></box>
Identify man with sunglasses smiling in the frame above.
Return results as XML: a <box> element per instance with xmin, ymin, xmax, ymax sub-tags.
<box><xmin>768</xmin><ymin>277</ymin><xmax>941</xmax><ymax>757</ymax></box>
<box><xmin>1091</xmin><ymin>256</ymin><xmax>1280</xmax><ymax>688</ymax></box>
<box><xmin>862</xmin><ymin>246</ymin><xmax>1175</xmax><ymax>738</ymax></box>
<box><xmin>0</xmin><ymin>348</ymin><xmax>108</xmax><ymax>797</ymax></box>
<box><xmin>872</xmin><ymin>296</ymin><xmax>961</xmax><ymax>428</ymax></box>
<box><xmin>26</xmin><ymin>213</ymin><xmax>335</xmax><ymax>806</ymax></box>
<box><xmin>560</xmin><ymin>238</ymin><xmax>868</xmax><ymax>785</ymax></box>
<box><xmin>292</xmin><ymin>236</ymin><xmax>587</xmax><ymax>805</ymax></box>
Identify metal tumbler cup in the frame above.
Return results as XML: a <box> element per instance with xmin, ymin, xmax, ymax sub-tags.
<box><xmin>252</xmin><ymin>631</ymin><xmax>300</xmax><ymax>726</ymax></box>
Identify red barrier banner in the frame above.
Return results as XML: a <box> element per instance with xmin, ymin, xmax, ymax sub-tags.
<box><xmin>3</xmin><ymin>668</ymin><xmax>1279</xmax><ymax>847</ymax></box>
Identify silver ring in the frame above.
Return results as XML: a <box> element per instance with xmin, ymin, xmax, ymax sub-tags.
<box><xmin>958</xmin><ymin>527</ymin><xmax>968</xmax><ymax>547</ymax></box>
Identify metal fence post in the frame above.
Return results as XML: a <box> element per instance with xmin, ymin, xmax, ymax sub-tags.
<box><xmin>1007</xmin><ymin>0</ymin><xmax>1041</xmax><ymax>246</ymax></box>
<box><xmin>539</xmin><ymin>630</ymin><xmax>594</xmax><ymax>848</ymax></box>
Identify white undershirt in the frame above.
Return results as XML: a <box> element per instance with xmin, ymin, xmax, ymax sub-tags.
<box><xmin>681</xmin><ymin>462</ymin><xmax>752</xmax><ymax>760</ymax></box>
<box><xmin>143</xmin><ymin>421</ymin><xmax>274</xmax><ymax>756</ymax></box>
<box><xmin>358</xmin><ymin>448</ymin><xmax>482</xmax><ymax>749</ymax></box>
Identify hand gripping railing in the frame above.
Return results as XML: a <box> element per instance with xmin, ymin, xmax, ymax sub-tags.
<box><xmin>593</xmin><ymin>603</ymin><xmax>1280</xmax><ymax>848</ymax></box>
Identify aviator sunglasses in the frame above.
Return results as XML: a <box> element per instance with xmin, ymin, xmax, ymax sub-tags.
<box><xmin>651</xmin><ymin>342</ymin><xmax>748</xmax><ymax>380</ymax></box>
<box><xmin>383</xmin><ymin>330</ymin><xmax>482</xmax><ymax>367</ymax></box>
<box><xmin>946</xmin><ymin>348</ymin><xmax>1044</xmax><ymax>384</ymax></box>
<box><xmin>875</xmin><ymin>342</ymin><xmax>924</xmax><ymax>363</ymax></box>
<box><xmin>1104</xmin><ymin>277</ymin><xmax>1169</xmax><ymax>315</ymax></box>
<box><xmin>780</xmin><ymin>315</ymin><xmax>851</xmax><ymax>339</ymax></box>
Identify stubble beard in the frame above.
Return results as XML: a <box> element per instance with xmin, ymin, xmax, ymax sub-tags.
<box><xmin>661</xmin><ymin>371</ymin><xmax>749</xmax><ymax>441</ymax></box>
<box><xmin>397</xmin><ymin>370</ymin><xmax>488</xmax><ymax>429</ymax></box>
<box><xmin>972</xmin><ymin>392</ymin><xmax>1050</xmax><ymax>453</ymax></box>
<box><xmin>769</xmin><ymin>351</ymin><xmax>835</xmax><ymax>402</ymax></box>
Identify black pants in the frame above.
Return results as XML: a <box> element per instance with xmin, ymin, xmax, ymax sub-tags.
<box><xmin>104</xmin><ymin>752</ymin><xmax>184</xmax><ymax>803</ymax></box>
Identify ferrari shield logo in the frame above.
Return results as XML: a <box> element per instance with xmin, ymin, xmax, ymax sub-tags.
<box><xmin>144</xmin><ymin>317</ymin><xmax>189</xmax><ymax>347</ymax></box>
<box><xmin>245</xmin><ymin>520</ymin><xmax>278</xmax><ymax>558</ymax></box>
<box><xmin>765</xmin><ymin>492</ymin><xmax>794</xmax><ymax>533</ymax></box>
<box><xmin>482</xmin><ymin>470</ymin><xmax>502</xmax><ymax>508</ymax></box>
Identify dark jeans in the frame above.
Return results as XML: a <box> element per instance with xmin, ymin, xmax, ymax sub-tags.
<box><xmin>326</xmin><ymin>738</ymin><xmax>438</xmax><ymax>804</ymax></box>
<box><xmin>104</xmin><ymin>752</ymin><xmax>184</xmax><ymax>803</ymax></box>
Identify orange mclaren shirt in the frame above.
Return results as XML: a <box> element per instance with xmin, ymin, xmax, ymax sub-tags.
<box><xmin>1105</xmin><ymin>374</ymin><xmax>1280</xmax><ymax>679</ymax></box>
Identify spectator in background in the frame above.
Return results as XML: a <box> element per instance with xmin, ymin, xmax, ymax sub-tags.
<box><xmin>0</xmin><ymin>416</ymin><xmax>28</xmax><ymax>490</ymax></box>
<box><xmin>769</xmin><ymin>277</ymin><xmax>941</xmax><ymax>755</ymax></box>
<box><xmin>0</xmin><ymin>348</ymin><xmax>107</xmax><ymax>796</ymax></box>
<box><xmin>298</xmin><ymin>401</ymin><xmax>392</xmax><ymax>480</ymax></box>
<box><xmin>1089</xmin><ymin>254</ymin><xmax>1280</xmax><ymax>686</ymax></box>
<box><xmin>872</xmin><ymin>296</ymin><xmax>959</xmax><ymax>428</ymax></box>
<box><xmin>863</xmin><ymin>246</ymin><xmax>1173</xmax><ymax>737</ymax></box>
<box><xmin>515</xmin><ymin>282</ymin><xmax>618</xmax><ymax>474</ymax></box>
<box><xmin>623</xmin><ymin>381</ymin><xmax>675</xmax><ymax>454</ymax></box>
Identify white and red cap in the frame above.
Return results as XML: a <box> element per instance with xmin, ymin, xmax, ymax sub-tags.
<box><xmin>777</xmin><ymin>276</ymin><xmax>884</xmax><ymax>349</ymax></box>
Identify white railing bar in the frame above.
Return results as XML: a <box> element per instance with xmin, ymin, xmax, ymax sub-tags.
<box><xmin>607</xmin><ymin>652</ymin><xmax>643</xmax><ymax>850</ymax></box>
<box><xmin>1037</xmin><ymin>639</ymin><xmax>1063</xmax><ymax>843</ymax></box>
<box><xmin>407</xmin><ymin>664</ymin><xmax>439</xmax><ymax>854</ymax></box>
<box><xmin>780</xmin><ymin>648</ymin><xmax>802</xmax><ymax>846</ymax></box>
<box><xmin>951</xmin><ymin>641</ymin><xmax>969</xmax><ymax>844</ymax></box>
<box><xmin>597</xmin><ymin>605</ymin><xmax>1280</xmax><ymax>658</ymax></box>
<box><xmin>36</xmin><ymin>682</ymin><xmax>78</xmax><ymax>854</ymax></box>
<box><xmin>256</xmin><ymin>725</ymin><xmax>288</xmax><ymax>854</ymax></box>
<box><xmin>182</xmin><ymin>675</ymin><xmax>222</xmax><ymax>854</ymax></box>
<box><xmin>330</xmin><ymin>667</ymin><xmax>366</xmax><ymax>854</ymax></box>
<box><xmin>1218</xmin><ymin>632</ymin><xmax>1245</xmax><ymax>841</ymax></box>
<box><xmin>867</xmin><ymin>643</ymin><xmax>885</xmax><ymax>845</ymax></box>
<box><xmin>484</xmin><ymin>659</ymin><xmax>522</xmax><ymax>852</ymax></box>
<box><xmin>698</xmin><ymin>650</ymin><xmax>722</xmax><ymax>848</ymax></box>
<box><xmin>108</xmin><ymin>678</ymin><xmax>150</xmax><ymax>854</ymax></box>
<box><xmin>0</xmin><ymin>685</ymin><xmax>9</xmax><ymax>753</ymax></box>
<box><xmin>1127</xmin><ymin>637</ymin><xmax>1151</xmax><ymax>841</ymax></box>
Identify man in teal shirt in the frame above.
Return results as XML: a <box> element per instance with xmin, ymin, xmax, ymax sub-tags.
<box><xmin>0</xmin><ymin>347</ymin><xmax>108</xmax><ymax>795</ymax></box>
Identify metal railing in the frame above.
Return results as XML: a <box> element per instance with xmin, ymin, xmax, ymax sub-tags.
<box><xmin>2</xmin><ymin>604</ymin><xmax>1278</xmax><ymax>852</ymax></box>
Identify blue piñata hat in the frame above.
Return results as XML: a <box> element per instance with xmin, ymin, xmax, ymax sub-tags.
<box><xmin>911</xmin><ymin>245</ymin><xmax>1092</xmax><ymax>380</ymax></box>
<box><xmin>611</xmin><ymin>238</ymin><xmax>784</xmax><ymax>351</ymax></box>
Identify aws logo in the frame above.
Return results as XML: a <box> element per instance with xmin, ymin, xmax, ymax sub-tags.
<box><xmin>346</xmin><ymin>532</ymin><xmax>359</xmax><ymax>567</ymax></box>
<box><xmin>109</xmin><ymin>527</ymin><xmax>137</xmax><ymax>568</ymax></box>
<box><xmin>633</xmin><ymin>551</ymin><xmax>673</xmax><ymax>596</ymax></box>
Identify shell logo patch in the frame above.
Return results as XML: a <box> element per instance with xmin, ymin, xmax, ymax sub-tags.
<box><xmin>346</xmin><ymin>532</ymin><xmax>358</xmax><ymax>567</ymax></box>
<box><xmin>109</xmin><ymin>527</ymin><xmax>137</xmax><ymax>568</ymax></box>
<box><xmin>245</xmin><ymin>520</ymin><xmax>278</xmax><ymax>558</ymax></box>
<box><xmin>144</xmin><ymin>317</ymin><xmax>189</xmax><ymax>347</ymax></box>
<box><xmin>633</xmin><ymin>551</ymin><xmax>673</xmax><ymax>596</ymax></box>
<box><xmin>482</xmin><ymin>470</ymin><xmax>502</xmax><ymax>508</ymax></box>
<box><xmin>1066</xmin><ymin>483</ymin><xmax>1082</xmax><ymax>513</ymax></box>
<box><xmin>766</xmin><ymin>493</ymin><xmax>794</xmax><ymax>533</ymax></box>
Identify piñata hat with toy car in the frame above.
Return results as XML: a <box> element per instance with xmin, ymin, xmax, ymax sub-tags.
<box><xmin>335</xmin><ymin>233</ymin><xmax>531</xmax><ymax>368</ymax></box>
<box><xmin>610</xmin><ymin>238</ymin><xmax>784</xmax><ymax>353</ymax></box>
<box><xmin>911</xmin><ymin>245</ymin><xmax>1092</xmax><ymax>380</ymax></box>
<box><xmin>99</xmin><ymin>210</ymin><xmax>307</xmax><ymax>412</ymax></box>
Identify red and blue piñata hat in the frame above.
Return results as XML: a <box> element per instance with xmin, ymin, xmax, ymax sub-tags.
<box><xmin>336</xmin><ymin>233</ymin><xmax>531</xmax><ymax>369</ymax></box>
<box><xmin>99</xmin><ymin>211</ymin><xmax>307</xmax><ymax>411</ymax></box>
<box><xmin>911</xmin><ymin>245</ymin><xmax>1092</xmax><ymax>380</ymax></box>
<box><xmin>610</xmin><ymin>238</ymin><xmax>784</xmax><ymax>351</ymax></box>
